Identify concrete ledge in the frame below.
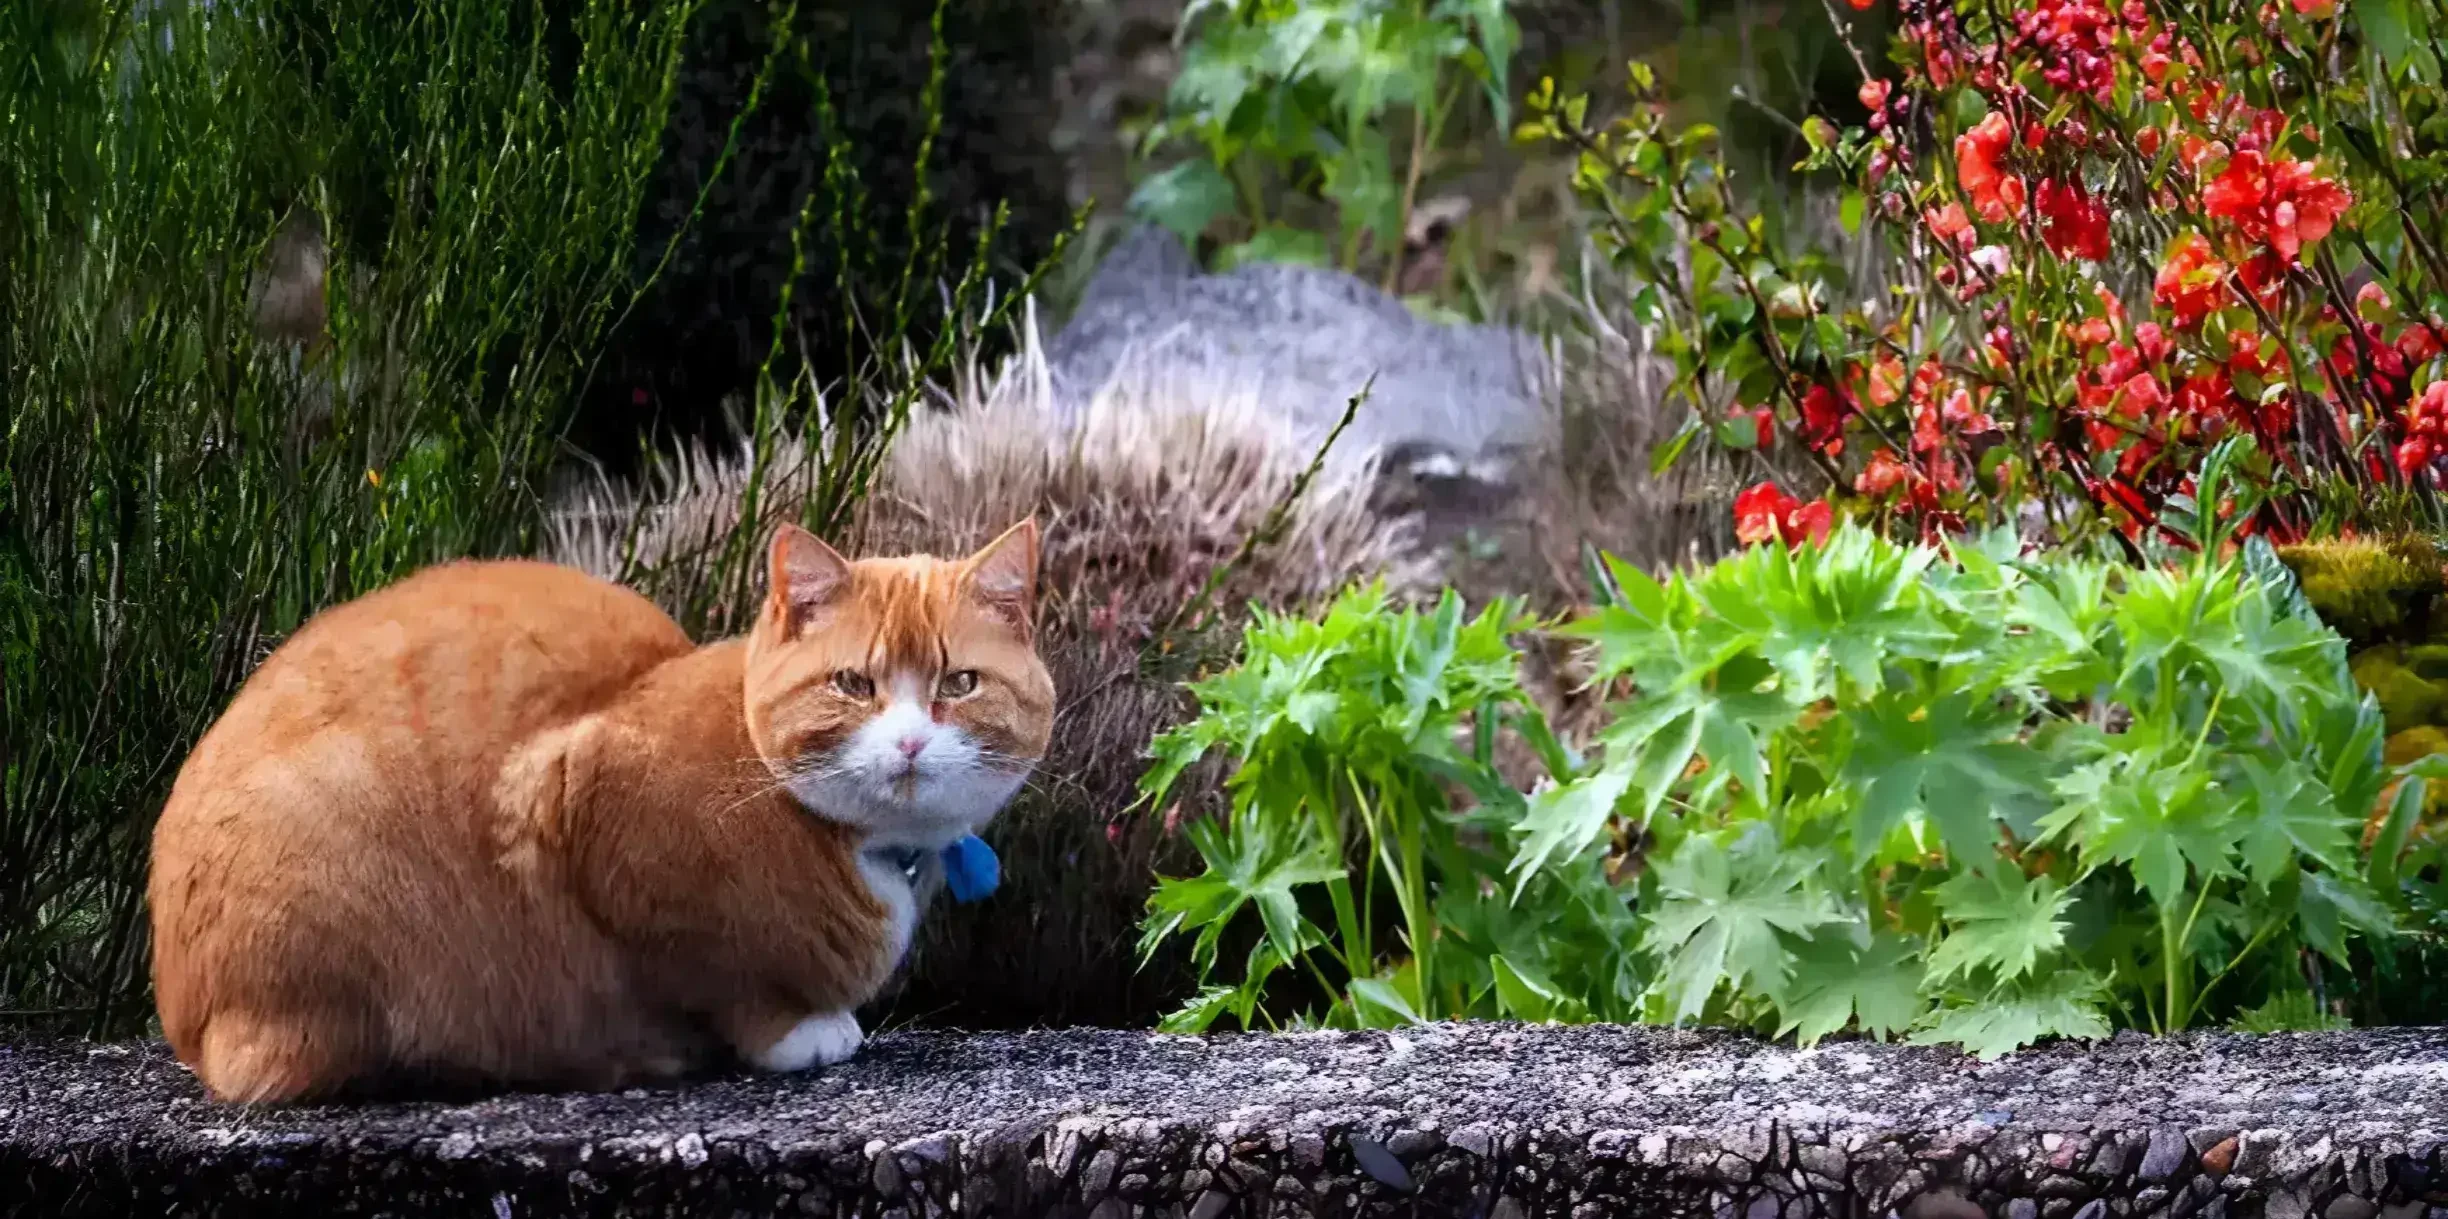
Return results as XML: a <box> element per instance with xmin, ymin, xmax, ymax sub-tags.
<box><xmin>3</xmin><ymin>1024</ymin><xmax>2444</xmax><ymax>1218</ymax></box>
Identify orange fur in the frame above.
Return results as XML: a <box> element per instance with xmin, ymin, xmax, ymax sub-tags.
<box><xmin>147</xmin><ymin>523</ymin><xmax>1053</xmax><ymax>1103</ymax></box>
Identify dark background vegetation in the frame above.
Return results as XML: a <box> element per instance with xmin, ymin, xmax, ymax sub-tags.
<box><xmin>572</xmin><ymin>0</ymin><xmax>1079</xmax><ymax>476</ymax></box>
<box><xmin>576</xmin><ymin>0</ymin><xmax>1889</xmax><ymax>477</ymax></box>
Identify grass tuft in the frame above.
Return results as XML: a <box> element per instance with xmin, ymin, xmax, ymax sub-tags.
<box><xmin>547</xmin><ymin>310</ymin><xmax>1438</xmax><ymax>1027</ymax></box>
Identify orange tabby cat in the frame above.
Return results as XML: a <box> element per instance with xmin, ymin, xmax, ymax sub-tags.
<box><xmin>147</xmin><ymin>521</ymin><xmax>1053</xmax><ymax>1104</ymax></box>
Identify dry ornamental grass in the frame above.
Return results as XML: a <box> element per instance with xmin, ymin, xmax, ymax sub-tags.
<box><xmin>548</xmin><ymin>321</ymin><xmax>1437</xmax><ymax>1027</ymax></box>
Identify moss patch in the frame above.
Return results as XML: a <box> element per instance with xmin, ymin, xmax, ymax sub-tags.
<box><xmin>2274</xmin><ymin>534</ymin><xmax>2446</xmax><ymax>646</ymax></box>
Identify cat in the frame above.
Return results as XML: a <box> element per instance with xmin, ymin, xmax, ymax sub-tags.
<box><xmin>146</xmin><ymin>520</ymin><xmax>1054</xmax><ymax>1104</ymax></box>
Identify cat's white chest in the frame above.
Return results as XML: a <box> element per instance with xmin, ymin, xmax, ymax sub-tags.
<box><xmin>853</xmin><ymin>847</ymin><xmax>923</xmax><ymax>968</ymax></box>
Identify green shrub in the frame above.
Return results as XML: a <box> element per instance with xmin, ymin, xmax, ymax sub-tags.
<box><xmin>1129</xmin><ymin>0</ymin><xmax>1518</xmax><ymax>282</ymax></box>
<box><xmin>0</xmin><ymin>0</ymin><xmax>707</xmax><ymax>1036</ymax></box>
<box><xmin>1140</xmin><ymin>516</ymin><xmax>2427</xmax><ymax>1054</ymax></box>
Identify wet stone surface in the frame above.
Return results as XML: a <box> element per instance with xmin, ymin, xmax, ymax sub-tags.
<box><xmin>3</xmin><ymin>1024</ymin><xmax>2445</xmax><ymax>1218</ymax></box>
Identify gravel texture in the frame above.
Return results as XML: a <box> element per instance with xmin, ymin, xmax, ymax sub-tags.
<box><xmin>5</xmin><ymin>1024</ymin><xmax>2446</xmax><ymax>1218</ymax></box>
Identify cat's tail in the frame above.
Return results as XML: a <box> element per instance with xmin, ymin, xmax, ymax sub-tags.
<box><xmin>151</xmin><ymin>786</ymin><xmax>384</xmax><ymax>1106</ymax></box>
<box><xmin>189</xmin><ymin>1003</ymin><xmax>376</xmax><ymax>1105</ymax></box>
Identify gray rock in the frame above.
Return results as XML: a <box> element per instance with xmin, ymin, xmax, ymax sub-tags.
<box><xmin>1346</xmin><ymin>1134</ymin><xmax>1415</xmax><ymax>1193</ymax></box>
<box><xmin>1905</xmin><ymin>1192</ymin><xmax>1985</xmax><ymax>1219</ymax></box>
<box><xmin>1083</xmin><ymin>1148</ymin><xmax>1123</xmax><ymax>1198</ymax></box>
<box><xmin>2141</xmin><ymin>1128</ymin><xmax>2191</xmax><ymax>1182</ymax></box>
<box><xmin>1042</xmin><ymin>224</ymin><xmax>1546</xmax><ymax>480</ymax></box>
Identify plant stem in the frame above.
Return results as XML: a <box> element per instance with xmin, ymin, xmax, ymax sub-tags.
<box><xmin>1384</xmin><ymin>80</ymin><xmax>1436</xmax><ymax>294</ymax></box>
<box><xmin>2163</xmin><ymin>897</ymin><xmax>2195</xmax><ymax>1032</ymax></box>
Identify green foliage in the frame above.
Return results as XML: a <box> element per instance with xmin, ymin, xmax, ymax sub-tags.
<box><xmin>1131</xmin><ymin>0</ymin><xmax>1517</xmax><ymax>281</ymax></box>
<box><xmin>0</xmin><ymin>0</ymin><xmax>706</xmax><ymax>1035</ymax></box>
<box><xmin>2228</xmin><ymin>988</ymin><xmax>2351</xmax><ymax>1033</ymax></box>
<box><xmin>1141</xmin><ymin>526</ymin><xmax>2418</xmax><ymax>1055</ymax></box>
<box><xmin>1564</xmin><ymin>524</ymin><xmax>2403</xmax><ymax>1052</ymax></box>
<box><xmin>1136</xmin><ymin>586</ymin><xmax>1606</xmax><ymax>1030</ymax></box>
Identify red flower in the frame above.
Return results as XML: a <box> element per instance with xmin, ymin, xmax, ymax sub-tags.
<box><xmin>2403</xmin><ymin>382</ymin><xmax>2448</xmax><ymax>469</ymax></box>
<box><xmin>2328</xmin><ymin>323</ymin><xmax>2413</xmax><ymax>410</ymax></box>
<box><xmin>2180</xmin><ymin>134</ymin><xmax>2228</xmax><ymax>172</ymax></box>
<box><xmin>1948</xmin><ymin>387</ymin><xmax>1997</xmax><ymax>435</ymax></box>
<box><xmin>2120</xmin><ymin>325</ymin><xmax>2169</xmax><ymax>374</ymax></box>
<box><xmin>2403</xmin><ymin>322</ymin><xmax>2445</xmax><ymax>364</ymax></box>
<box><xmin>1913</xmin><ymin>397</ymin><xmax>1947</xmax><ymax>453</ymax></box>
<box><xmin>2115</xmin><ymin>370</ymin><xmax>2170</xmax><ymax>419</ymax></box>
<box><xmin>2153</xmin><ymin>232</ymin><xmax>2229</xmax><ymax>330</ymax></box>
<box><xmin>1856</xmin><ymin>449</ymin><xmax>1911</xmax><ymax>498</ymax></box>
<box><xmin>1734</xmin><ymin>483</ymin><xmax>1834</xmax><ymax>547</ymax></box>
<box><xmin>1954</xmin><ymin>112</ymin><xmax>2026</xmax><ymax>224</ymax></box>
<box><xmin>1925</xmin><ymin>201</ymin><xmax>1976</xmax><ymax>249</ymax></box>
<box><xmin>1733</xmin><ymin>483</ymin><xmax>1790</xmax><ymax>544</ymax></box>
<box><xmin>2202</xmin><ymin>150</ymin><xmax>2352</xmax><ymax>263</ymax></box>
<box><xmin>2397</xmin><ymin>437</ymin><xmax>2436</xmax><ymax>477</ymax></box>
<box><xmin>1791</xmin><ymin>500</ymin><xmax>1835</xmax><ymax>542</ymax></box>
<box><xmin>1859</xmin><ymin>78</ymin><xmax>1892</xmax><ymax>111</ymax></box>
<box><xmin>1799</xmin><ymin>383</ymin><xmax>1852</xmax><ymax>456</ymax></box>
<box><xmin>2095</xmin><ymin>283</ymin><xmax>2129</xmax><ymax>330</ymax></box>
<box><xmin>2035</xmin><ymin>179</ymin><xmax>2112</xmax><ymax>261</ymax></box>
<box><xmin>2234</xmin><ymin>249</ymin><xmax>2289</xmax><ymax>312</ymax></box>
<box><xmin>1850</xmin><ymin>353</ymin><xmax>1906</xmax><ymax>408</ymax></box>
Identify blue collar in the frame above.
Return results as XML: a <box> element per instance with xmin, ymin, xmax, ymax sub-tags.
<box><xmin>874</xmin><ymin>844</ymin><xmax>927</xmax><ymax>880</ymax></box>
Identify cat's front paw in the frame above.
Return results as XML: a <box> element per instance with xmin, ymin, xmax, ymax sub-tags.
<box><xmin>753</xmin><ymin>1010</ymin><xmax>864</xmax><ymax>1072</ymax></box>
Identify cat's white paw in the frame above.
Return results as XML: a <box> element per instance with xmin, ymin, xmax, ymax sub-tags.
<box><xmin>754</xmin><ymin>1010</ymin><xmax>863</xmax><ymax>1072</ymax></box>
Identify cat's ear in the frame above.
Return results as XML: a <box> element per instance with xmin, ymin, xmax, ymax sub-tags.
<box><xmin>768</xmin><ymin>522</ymin><xmax>851</xmax><ymax>633</ymax></box>
<box><xmin>963</xmin><ymin>518</ymin><xmax>1040</xmax><ymax>638</ymax></box>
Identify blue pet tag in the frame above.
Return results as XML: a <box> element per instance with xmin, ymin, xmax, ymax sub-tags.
<box><xmin>940</xmin><ymin>835</ymin><xmax>1000</xmax><ymax>904</ymax></box>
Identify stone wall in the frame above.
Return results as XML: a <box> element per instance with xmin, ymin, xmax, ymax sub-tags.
<box><xmin>5</xmin><ymin>1025</ymin><xmax>2442</xmax><ymax>1218</ymax></box>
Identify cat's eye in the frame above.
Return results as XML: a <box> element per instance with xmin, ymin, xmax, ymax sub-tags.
<box><xmin>832</xmin><ymin>670</ymin><xmax>874</xmax><ymax>699</ymax></box>
<box><xmin>936</xmin><ymin>669</ymin><xmax>980</xmax><ymax>699</ymax></box>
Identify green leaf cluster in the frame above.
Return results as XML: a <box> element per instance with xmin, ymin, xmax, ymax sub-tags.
<box><xmin>1130</xmin><ymin>0</ymin><xmax>1517</xmax><ymax>275</ymax></box>
<box><xmin>1138</xmin><ymin>585</ymin><xmax>1652</xmax><ymax>1030</ymax></box>
<box><xmin>1140</xmin><ymin>528</ymin><xmax>2411</xmax><ymax>1056</ymax></box>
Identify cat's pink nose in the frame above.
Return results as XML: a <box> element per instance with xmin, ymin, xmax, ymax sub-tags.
<box><xmin>897</xmin><ymin>735</ymin><xmax>926</xmax><ymax>759</ymax></box>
